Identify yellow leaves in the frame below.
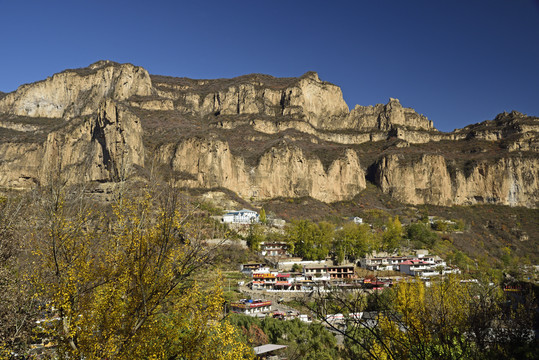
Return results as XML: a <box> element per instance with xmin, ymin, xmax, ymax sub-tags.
<box><xmin>32</xmin><ymin>191</ymin><xmax>252</xmax><ymax>359</ymax></box>
<box><xmin>372</xmin><ymin>276</ymin><xmax>482</xmax><ymax>360</ymax></box>
<box><xmin>0</xmin><ymin>342</ymin><xmax>11</xmax><ymax>360</ymax></box>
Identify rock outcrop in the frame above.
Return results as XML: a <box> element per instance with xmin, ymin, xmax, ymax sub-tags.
<box><xmin>374</xmin><ymin>154</ymin><xmax>539</xmax><ymax>207</ymax></box>
<box><xmin>0</xmin><ymin>61</ymin><xmax>537</xmax><ymax>207</ymax></box>
<box><xmin>155</xmin><ymin>139</ymin><xmax>364</xmax><ymax>202</ymax></box>
<box><xmin>324</xmin><ymin>98</ymin><xmax>434</xmax><ymax>131</ymax></box>
<box><xmin>0</xmin><ymin>61</ymin><xmax>152</xmax><ymax>119</ymax></box>
<box><xmin>0</xmin><ymin>99</ymin><xmax>144</xmax><ymax>188</ymax></box>
<box><xmin>151</xmin><ymin>71</ymin><xmax>349</xmax><ymax>129</ymax></box>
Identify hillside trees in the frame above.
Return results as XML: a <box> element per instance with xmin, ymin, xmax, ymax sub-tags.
<box><xmin>29</xmin><ymin>185</ymin><xmax>252</xmax><ymax>359</ymax></box>
<box><xmin>406</xmin><ymin>222</ymin><xmax>438</xmax><ymax>248</ymax></box>
<box><xmin>382</xmin><ymin>217</ymin><xmax>402</xmax><ymax>252</ymax></box>
<box><xmin>228</xmin><ymin>314</ymin><xmax>340</xmax><ymax>360</ymax></box>
<box><xmin>303</xmin><ymin>276</ymin><xmax>538</xmax><ymax>360</ymax></box>
<box><xmin>246</xmin><ymin>224</ymin><xmax>265</xmax><ymax>251</ymax></box>
<box><xmin>334</xmin><ymin>223</ymin><xmax>371</xmax><ymax>263</ymax></box>
<box><xmin>285</xmin><ymin>220</ymin><xmax>334</xmax><ymax>260</ymax></box>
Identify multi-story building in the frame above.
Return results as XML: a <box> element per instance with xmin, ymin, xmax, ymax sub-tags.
<box><xmin>230</xmin><ymin>299</ymin><xmax>272</xmax><ymax>315</ymax></box>
<box><xmin>359</xmin><ymin>252</ymin><xmax>458</xmax><ymax>277</ymax></box>
<box><xmin>260</xmin><ymin>242</ymin><xmax>290</xmax><ymax>257</ymax></box>
<box><xmin>303</xmin><ymin>265</ymin><xmax>355</xmax><ymax>280</ymax></box>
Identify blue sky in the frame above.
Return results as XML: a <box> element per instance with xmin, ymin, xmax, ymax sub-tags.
<box><xmin>1</xmin><ymin>0</ymin><xmax>538</xmax><ymax>132</ymax></box>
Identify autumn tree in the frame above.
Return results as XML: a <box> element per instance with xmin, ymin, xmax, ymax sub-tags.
<box><xmin>382</xmin><ymin>217</ymin><xmax>402</xmax><ymax>252</ymax></box>
<box><xmin>304</xmin><ymin>276</ymin><xmax>537</xmax><ymax>360</ymax></box>
<box><xmin>334</xmin><ymin>222</ymin><xmax>371</xmax><ymax>263</ymax></box>
<box><xmin>286</xmin><ymin>220</ymin><xmax>334</xmax><ymax>260</ymax></box>
<box><xmin>30</xmin><ymin>186</ymin><xmax>252</xmax><ymax>359</ymax></box>
<box><xmin>0</xmin><ymin>194</ymin><xmax>38</xmax><ymax>357</ymax></box>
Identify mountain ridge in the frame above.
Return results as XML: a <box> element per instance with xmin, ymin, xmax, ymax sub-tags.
<box><xmin>0</xmin><ymin>61</ymin><xmax>537</xmax><ymax>207</ymax></box>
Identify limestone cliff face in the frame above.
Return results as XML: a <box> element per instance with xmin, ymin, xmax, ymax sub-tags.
<box><xmin>151</xmin><ymin>71</ymin><xmax>349</xmax><ymax>129</ymax></box>
<box><xmin>0</xmin><ymin>100</ymin><xmax>144</xmax><ymax>187</ymax></box>
<box><xmin>0</xmin><ymin>61</ymin><xmax>537</xmax><ymax>207</ymax></box>
<box><xmin>375</xmin><ymin>154</ymin><xmax>539</xmax><ymax>207</ymax></box>
<box><xmin>342</xmin><ymin>98</ymin><xmax>434</xmax><ymax>131</ymax></box>
<box><xmin>0</xmin><ymin>61</ymin><xmax>152</xmax><ymax>119</ymax></box>
<box><xmin>155</xmin><ymin>139</ymin><xmax>365</xmax><ymax>202</ymax></box>
<box><xmin>0</xmin><ymin>142</ymin><xmax>43</xmax><ymax>188</ymax></box>
<box><xmin>87</xmin><ymin>100</ymin><xmax>145</xmax><ymax>180</ymax></box>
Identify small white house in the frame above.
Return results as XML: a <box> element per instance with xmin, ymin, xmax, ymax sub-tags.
<box><xmin>222</xmin><ymin>209</ymin><xmax>259</xmax><ymax>224</ymax></box>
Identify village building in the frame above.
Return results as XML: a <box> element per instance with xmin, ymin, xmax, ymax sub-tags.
<box><xmin>230</xmin><ymin>299</ymin><xmax>272</xmax><ymax>315</ymax></box>
<box><xmin>222</xmin><ymin>209</ymin><xmax>259</xmax><ymax>224</ymax></box>
<box><xmin>303</xmin><ymin>265</ymin><xmax>356</xmax><ymax>280</ymax></box>
<box><xmin>359</xmin><ymin>251</ymin><xmax>460</xmax><ymax>277</ymax></box>
<box><xmin>399</xmin><ymin>259</ymin><xmax>460</xmax><ymax>277</ymax></box>
<box><xmin>240</xmin><ymin>263</ymin><xmax>266</xmax><ymax>275</ymax></box>
<box><xmin>253</xmin><ymin>344</ymin><xmax>287</xmax><ymax>359</ymax></box>
<box><xmin>260</xmin><ymin>242</ymin><xmax>290</xmax><ymax>257</ymax></box>
<box><xmin>352</xmin><ymin>216</ymin><xmax>363</xmax><ymax>224</ymax></box>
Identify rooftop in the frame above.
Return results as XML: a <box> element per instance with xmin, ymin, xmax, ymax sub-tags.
<box><xmin>254</xmin><ymin>344</ymin><xmax>287</xmax><ymax>355</ymax></box>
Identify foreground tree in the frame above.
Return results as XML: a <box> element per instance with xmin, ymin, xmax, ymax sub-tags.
<box><xmin>30</xmin><ymin>186</ymin><xmax>252</xmax><ymax>359</ymax></box>
<box><xmin>0</xmin><ymin>195</ymin><xmax>38</xmax><ymax>356</ymax></box>
<box><xmin>304</xmin><ymin>276</ymin><xmax>537</xmax><ymax>360</ymax></box>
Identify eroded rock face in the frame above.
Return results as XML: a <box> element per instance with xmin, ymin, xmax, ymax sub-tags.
<box><xmin>0</xmin><ymin>100</ymin><xmax>144</xmax><ymax>187</ymax></box>
<box><xmin>152</xmin><ymin>71</ymin><xmax>349</xmax><ymax>129</ymax></box>
<box><xmin>0</xmin><ymin>61</ymin><xmax>537</xmax><ymax>207</ymax></box>
<box><xmin>375</xmin><ymin>154</ymin><xmax>539</xmax><ymax>207</ymax></box>
<box><xmin>155</xmin><ymin>138</ymin><xmax>365</xmax><ymax>202</ymax></box>
<box><xmin>0</xmin><ymin>61</ymin><xmax>152</xmax><ymax>119</ymax></box>
<box><xmin>343</xmin><ymin>98</ymin><xmax>434</xmax><ymax>131</ymax></box>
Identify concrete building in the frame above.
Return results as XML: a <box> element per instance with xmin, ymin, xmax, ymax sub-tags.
<box><xmin>222</xmin><ymin>209</ymin><xmax>259</xmax><ymax>224</ymax></box>
<box><xmin>231</xmin><ymin>299</ymin><xmax>272</xmax><ymax>315</ymax></box>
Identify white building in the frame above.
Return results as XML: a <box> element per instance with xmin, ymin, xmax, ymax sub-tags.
<box><xmin>222</xmin><ymin>209</ymin><xmax>259</xmax><ymax>224</ymax></box>
<box><xmin>230</xmin><ymin>299</ymin><xmax>272</xmax><ymax>315</ymax></box>
<box><xmin>359</xmin><ymin>251</ymin><xmax>456</xmax><ymax>276</ymax></box>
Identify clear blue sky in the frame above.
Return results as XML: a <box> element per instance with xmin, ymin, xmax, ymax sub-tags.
<box><xmin>1</xmin><ymin>0</ymin><xmax>538</xmax><ymax>132</ymax></box>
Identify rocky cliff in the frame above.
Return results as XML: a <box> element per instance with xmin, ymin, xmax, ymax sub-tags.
<box><xmin>0</xmin><ymin>61</ymin><xmax>537</xmax><ymax>207</ymax></box>
<box><xmin>0</xmin><ymin>61</ymin><xmax>152</xmax><ymax>119</ymax></box>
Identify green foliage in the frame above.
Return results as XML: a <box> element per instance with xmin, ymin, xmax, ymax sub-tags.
<box><xmin>259</xmin><ymin>208</ymin><xmax>267</xmax><ymax>224</ymax></box>
<box><xmin>291</xmin><ymin>263</ymin><xmax>302</xmax><ymax>272</ymax></box>
<box><xmin>363</xmin><ymin>209</ymin><xmax>391</xmax><ymax>228</ymax></box>
<box><xmin>228</xmin><ymin>314</ymin><xmax>340</xmax><ymax>360</ymax></box>
<box><xmin>265</xmin><ymin>230</ymin><xmax>286</xmax><ymax>243</ymax></box>
<box><xmin>382</xmin><ymin>216</ymin><xmax>402</xmax><ymax>252</ymax></box>
<box><xmin>334</xmin><ymin>223</ymin><xmax>371</xmax><ymax>263</ymax></box>
<box><xmin>407</xmin><ymin>222</ymin><xmax>438</xmax><ymax>248</ymax></box>
<box><xmin>446</xmin><ymin>250</ymin><xmax>472</xmax><ymax>270</ymax></box>
<box><xmin>246</xmin><ymin>224</ymin><xmax>265</xmax><ymax>251</ymax></box>
<box><xmin>286</xmin><ymin>220</ymin><xmax>334</xmax><ymax>260</ymax></box>
<box><xmin>432</xmin><ymin>219</ymin><xmax>465</xmax><ymax>233</ymax></box>
<box><xmin>198</xmin><ymin>200</ymin><xmax>224</xmax><ymax>216</ymax></box>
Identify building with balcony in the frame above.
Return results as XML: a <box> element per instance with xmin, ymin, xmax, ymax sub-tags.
<box><xmin>230</xmin><ymin>299</ymin><xmax>272</xmax><ymax>315</ymax></box>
